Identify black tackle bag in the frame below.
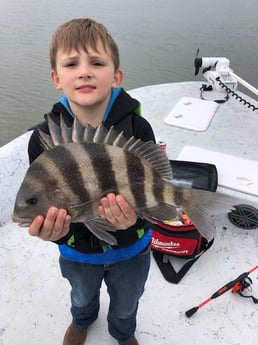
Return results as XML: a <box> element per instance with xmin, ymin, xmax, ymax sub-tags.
<box><xmin>151</xmin><ymin>160</ymin><xmax>217</xmax><ymax>284</ymax></box>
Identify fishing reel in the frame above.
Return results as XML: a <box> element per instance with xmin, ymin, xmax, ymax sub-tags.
<box><xmin>194</xmin><ymin>49</ymin><xmax>238</xmax><ymax>92</ymax></box>
<box><xmin>231</xmin><ymin>276</ymin><xmax>258</xmax><ymax>304</ymax></box>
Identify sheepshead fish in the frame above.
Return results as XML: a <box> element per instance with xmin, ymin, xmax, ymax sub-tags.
<box><xmin>13</xmin><ymin>115</ymin><xmax>235</xmax><ymax>245</ymax></box>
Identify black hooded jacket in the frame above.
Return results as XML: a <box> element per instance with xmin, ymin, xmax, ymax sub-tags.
<box><xmin>28</xmin><ymin>89</ymin><xmax>155</xmax><ymax>253</ymax></box>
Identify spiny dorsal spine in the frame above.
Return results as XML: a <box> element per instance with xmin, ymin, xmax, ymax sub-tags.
<box><xmin>38</xmin><ymin>114</ymin><xmax>173</xmax><ymax>182</ymax></box>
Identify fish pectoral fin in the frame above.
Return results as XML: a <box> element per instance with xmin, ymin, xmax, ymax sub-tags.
<box><xmin>140</xmin><ymin>204</ymin><xmax>178</xmax><ymax>222</ymax></box>
<box><xmin>86</xmin><ymin>218</ymin><xmax>118</xmax><ymax>246</ymax></box>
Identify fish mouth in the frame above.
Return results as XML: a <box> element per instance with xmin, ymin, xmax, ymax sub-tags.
<box><xmin>12</xmin><ymin>215</ymin><xmax>32</xmax><ymax>227</ymax></box>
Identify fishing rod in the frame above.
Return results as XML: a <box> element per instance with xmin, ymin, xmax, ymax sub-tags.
<box><xmin>185</xmin><ymin>265</ymin><xmax>258</xmax><ymax>318</ymax></box>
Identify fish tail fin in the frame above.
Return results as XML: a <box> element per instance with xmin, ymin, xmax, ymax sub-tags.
<box><xmin>178</xmin><ymin>188</ymin><xmax>238</xmax><ymax>241</ymax></box>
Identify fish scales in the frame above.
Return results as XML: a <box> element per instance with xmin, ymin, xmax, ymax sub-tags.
<box><xmin>105</xmin><ymin>146</ymin><xmax>139</xmax><ymax>209</ymax></box>
<box><xmin>125</xmin><ymin>150</ymin><xmax>147</xmax><ymax>210</ymax></box>
<box><xmin>104</xmin><ymin>146</ymin><xmax>164</xmax><ymax>211</ymax></box>
<box><xmin>27</xmin><ymin>145</ymin><xmax>94</xmax><ymax>216</ymax></box>
<box><xmin>49</xmin><ymin>145</ymin><xmax>91</xmax><ymax>204</ymax></box>
<box><xmin>152</xmin><ymin>172</ymin><xmax>166</xmax><ymax>205</ymax></box>
<box><xmin>13</xmin><ymin>114</ymin><xmax>240</xmax><ymax>245</ymax></box>
<box><xmin>62</xmin><ymin>142</ymin><xmax>113</xmax><ymax>206</ymax></box>
<box><xmin>82</xmin><ymin>142</ymin><xmax>118</xmax><ymax>195</ymax></box>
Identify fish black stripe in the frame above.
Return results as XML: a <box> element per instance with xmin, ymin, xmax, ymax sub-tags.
<box><xmin>31</xmin><ymin>160</ymin><xmax>57</xmax><ymax>184</ymax></box>
<box><xmin>47</xmin><ymin>145</ymin><xmax>91</xmax><ymax>202</ymax></box>
<box><xmin>125</xmin><ymin>151</ymin><xmax>146</xmax><ymax>209</ymax></box>
<box><xmin>83</xmin><ymin>143</ymin><xmax>118</xmax><ymax>193</ymax></box>
<box><xmin>152</xmin><ymin>172</ymin><xmax>165</xmax><ymax>203</ymax></box>
<box><xmin>173</xmin><ymin>186</ymin><xmax>184</xmax><ymax>206</ymax></box>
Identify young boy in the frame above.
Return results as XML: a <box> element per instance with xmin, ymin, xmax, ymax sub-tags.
<box><xmin>28</xmin><ymin>18</ymin><xmax>155</xmax><ymax>345</ymax></box>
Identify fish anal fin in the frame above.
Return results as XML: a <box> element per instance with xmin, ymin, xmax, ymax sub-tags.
<box><xmin>140</xmin><ymin>204</ymin><xmax>178</xmax><ymax>223</ymax></box>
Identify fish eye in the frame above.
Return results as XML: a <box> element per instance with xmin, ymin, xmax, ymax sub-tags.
<box><xmin>26</xmin><ymin>197</ymin><xmax>38</xmax><ymax>205</ymax></box>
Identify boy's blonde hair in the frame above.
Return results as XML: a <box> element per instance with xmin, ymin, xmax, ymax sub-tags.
<box><xmin>50</xmin><ymin>18</ymin><xmax>120</xmax><ymax>72</ymax></box>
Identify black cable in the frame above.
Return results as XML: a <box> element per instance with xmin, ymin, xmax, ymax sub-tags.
<box><xmin>216</xmin><ymin>77</ymin><xmax>258</xmax><ymax>113</ymax></box>
<box><xmin>200</xmin><ymin>84</ymin><xmax>230</xmax><ymax>104</ymax></box>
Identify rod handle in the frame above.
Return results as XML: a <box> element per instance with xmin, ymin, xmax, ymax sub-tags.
<box><xmin>185</xmin><ymin>307</ymin><xmax>198</xmax><ymax>318</ymax></box>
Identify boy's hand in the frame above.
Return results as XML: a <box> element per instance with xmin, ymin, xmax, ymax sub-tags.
<box><xmin>98</xmin><ymin>193</ymin><xmax>137</xmax><ymax>229</ymax></box>
<box><xmin>28</xmin><ymin>207</ymin><xmax>71</xmax><ymax>241</ymax></box>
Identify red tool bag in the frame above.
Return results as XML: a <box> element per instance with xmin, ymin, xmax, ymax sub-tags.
<box><xmin>151</xmin><ymin>160</ymin><xmax>217</xmax><ymax>284</ymax></box>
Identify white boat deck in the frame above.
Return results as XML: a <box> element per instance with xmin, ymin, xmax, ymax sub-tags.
<box><xmin>1</xmin><ymin>82</ymin><xmax>258</xmax><ymax>345</ymax></box>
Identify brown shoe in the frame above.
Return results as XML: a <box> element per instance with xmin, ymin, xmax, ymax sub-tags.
<box><xmin>129</xmin><ymin>336</ymin><xmax>139</xmax><ymax>345</ymax></box>
<box><xmin>63</xmin><ymin>324</ymin><xmax>87</xmax><ymax>345</ymax></box>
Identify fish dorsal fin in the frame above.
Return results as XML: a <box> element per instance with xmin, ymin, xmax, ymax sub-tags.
<box><xmin>39</xmin><ymin>114</ymin><xmax>127</xmax><ymax>149</ymax></box>
<box><xmin>128</xmin><ymin>141</ymin><xmax>173</xmax><ymax>180</ymax></box>
<box><xmin>38</xmin><ymin>114</ymin><xmax>72</xmax><ymax>150</ymax></box>
<box><xmin>38</xmin><ymin>114</ymin><xmax>173</xmax><ymax>180</ymax></box>
<box><xmin>72</xmin><ymin>116</ymin><xmax>84</xmax><ymax>143</ymax></box>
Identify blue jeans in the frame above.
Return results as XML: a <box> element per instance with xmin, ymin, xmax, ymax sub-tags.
<box><xmin>59</xmin><ymin>246</ymin><xmax>150</xmax><ymax>345</ymax></box>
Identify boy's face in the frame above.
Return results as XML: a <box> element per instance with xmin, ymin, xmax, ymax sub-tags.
<box><xmin>51</xmin><ymin>39</ymin><xmax>123</xmax><ymax>116</ymax></box>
